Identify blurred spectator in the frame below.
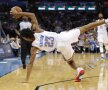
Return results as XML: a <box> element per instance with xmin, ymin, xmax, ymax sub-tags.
<box><xmin>54</xmin><ymin>25</ymin><xmax>63</xmax><ymax>33</ymax></box>
<box><xmin>77</xmin><ymin>38</ymin><xmax>85</xmax><ymax>53</ymax></box>
<box><xmin>10</xmin><ymin>36</ymin><xmax>21</xmax><ymax>57</ymax></box>
<box><xmin>88</xmin><ymin>36</ymin><xmax>96</xmax><ymax>53</ymax></box>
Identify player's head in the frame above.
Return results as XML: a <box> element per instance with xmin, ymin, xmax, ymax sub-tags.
<box><xmin>10</xmin><ymin>6</ymin><xmax>22</xmax><ymax>19</ymax></box>
<box><xmin>11</xmin><ymin>6</ymin><xmax>22</xmax><ymax>12</ymax></box>
<box><xmin>98</xmin><ymin>13</ymin><xmax>103</xmax><ymax>19</ymax></box>
<box><xmin>20</xmin><ymin>28</ymin><xmax>35</xmax><ymax>42</ymax></box>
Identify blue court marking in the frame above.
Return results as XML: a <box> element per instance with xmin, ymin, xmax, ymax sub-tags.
<box><xmin>0</xmin><ymin>57</ymin><xmax>27</xmax><ymax>77</ymax></box>
<box><xmin>0</xmin><ymin>51</ymin><xmax>46</xmax><ymax>77</ymax></box>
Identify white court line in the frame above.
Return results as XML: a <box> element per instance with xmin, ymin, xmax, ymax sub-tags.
<box><xmin>103</xmin><ymin>67</ymin><xmax>108</xmax><ymax>90</ymax></box>
<box><xmin>97</xmin><ymin>63</ymin><xmax>108</xmax><ymax>90</ymax></box>
<box><xmin>0</xmin><ymin>61</ymin><xmax>8</xmax><ymax>63</ymax></box>
<box><xmin>4</xmin><ymin>58</ymin><xmax>20</xmax><ymax>61</ymax></box>
<box><xmin>4</xmin><ymin>58</ymin><xmax>19</xmax><ymax>61</ymax></box>
<box><xmin>97</xmin><ymin>64</ymin><xmax>105</xmax><ymax>90</ymax></box>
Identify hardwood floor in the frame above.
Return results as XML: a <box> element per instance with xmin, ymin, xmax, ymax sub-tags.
<box><xmin>0</xmin><ymin>53</ymin><xmax>108</xmax><ymax>90</ymax></box>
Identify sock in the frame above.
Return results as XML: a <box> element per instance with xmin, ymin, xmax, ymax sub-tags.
<box><xmin>77</xmin><ymin>67</ymin><xmax>84</xmax><ymax>72</ymax></box>
<box><xmin>101</xmin><ymin>53</ymin><xmax>104</xmax><ymax>58</ymax></box>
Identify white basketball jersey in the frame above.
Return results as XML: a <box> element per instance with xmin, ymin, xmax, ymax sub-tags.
<box><xmin>19</xmin><ymin>21</ymin><xmax>32</xmax><ymax>31</ymax></box>
<box><xmin>32</xmin><ymin>31</ymin><xmax>58</xmax><ymax>52</ymax></box>
<box><xmin>97</xmin><ymin>19</ymin><xmax>107</xmax><ymax>34</ymax></box>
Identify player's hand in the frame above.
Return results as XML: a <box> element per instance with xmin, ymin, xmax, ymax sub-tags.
<box><xmin>105</xmin><ymin>19</ymin><xmax>108</xmax><ymax>24</ymax></box>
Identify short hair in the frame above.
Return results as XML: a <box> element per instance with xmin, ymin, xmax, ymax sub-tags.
<box><xmin>20</xmin><ymin>28</ymin><xmax>34</xmax><ymax>38</ymax></box>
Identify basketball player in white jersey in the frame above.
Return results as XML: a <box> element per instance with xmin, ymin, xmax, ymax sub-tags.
<box><xmin>96</xmin><ymin>13</ymin><xmax>108</xmax><ymax>59</ymax></box>
<box><xmin>10</xmin><ymin>7</ymin><xmax>108</xmax><ymax>82</ymax></box>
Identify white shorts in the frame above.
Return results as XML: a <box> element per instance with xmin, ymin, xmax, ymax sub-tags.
<box><xmin>57</xmin><ymin>28</ymin><xmax>80</xmax><ymax>60</ymax></box>
<box><xmin>97</xmin><ymin>34</ymin><xmax>108</xmax><ymax>44</ymax></box>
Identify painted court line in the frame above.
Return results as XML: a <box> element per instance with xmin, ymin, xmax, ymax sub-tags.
<box><xmin>0</xmin><ymin>62</ymin><xmax>8</xmax><ymax>63</ymax></box>
<box><xmin>35</xmin><ymin>76</ymin><xmax>99</xmax><ymax>90</ymax></box>
<box><xmin>97</xmin><ymin>63</ymin><xmax>108</xmax><ymax>90</ymax></box>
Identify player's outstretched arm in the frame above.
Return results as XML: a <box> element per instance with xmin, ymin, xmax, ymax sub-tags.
<box><xmin>16</xmin><ymin>12</ymin><xmax>38</xmax><ymax>25</ymax></box>
<box><xmin>16</xmin><ymin>12</ymin><xmax>44</xmax><ymax>33</ymax></box>
<box><xmin>25</xmin><ymin>47</ymin><xmax>38</xmax><ymax>82</ymax></box>
<box><xmin>80</xmin><ymin>19</ymin><xmax>108</xmax><ymax>34</ymax></box>
<box><xmin>10</xmin><ymin>8</ymin><xmax>42</xmax><ymax>32</ymax></box>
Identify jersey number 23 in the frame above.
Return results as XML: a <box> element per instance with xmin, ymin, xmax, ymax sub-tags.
<box><xmin>40</xmin><ymin>35</ymin><xmax>54</xmax><ymax>47</ymax></box>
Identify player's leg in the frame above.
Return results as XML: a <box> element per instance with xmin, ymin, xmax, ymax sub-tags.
<box><xmin>58</xmin><ymin>29</ymin><xmax>85</xmax><ymax>82</ymax></box>
<box><xmin>79</xmin><ymin>19</ymin><xmax>107</xmax><ymax>34</ymax></box>
<box><xmin>60</xmin><ymin>45</ymin><xmax>85</xmax><ymax>82</ymax></box>
<box><xmin>21</xmin><ymin>39</ymin><xmax>28</xmax><ymax>69</ymax></box>
<box><xmin>27</xmin><ymin>41</ymin><xmax>32</xmax><ymax>58</ymax></box>
<box><xmin>103</xmin><ymin>36</ymin><xmax>108</xmax><ymax>58</ymax></box>
<box><xmin>66</xmin><ymin>56</ymin><xmax>85</xmax><ymax>82</ymax></box>
<box><xmin>67</xmin><ymin>56</ymin><xmax>77</xmax><ymax>70</ymax></box>
<box><xmin>99</xmin><ymin>42</ymin><xmax>104</xmax><ymax>59</ymax></box>
<box><xmin>21</xmin><ymin>48</ymin><xmax>27</xmax><ymax>69</ymax></box>
<box><xmin>25</xmin><ymin>46</ymin><xmax>38</xmax><ymax>82</ymax></box>
<box><xmin>104</xmin><ymin>43</ymin><xmax>108</xmax><ymax>58</ymax></box>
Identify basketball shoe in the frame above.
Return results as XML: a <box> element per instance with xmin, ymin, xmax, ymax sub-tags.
<box><xmin>75</xmin><ymin>67</ymin><xmax>85</xmax><ymax>82</ymax></box>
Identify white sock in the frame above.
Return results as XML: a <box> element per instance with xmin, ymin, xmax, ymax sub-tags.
<box><xmin>77</xmin><ymin>67</ymin><xmax>84</xmax><ymax>72</ymax></box>
<box><xmin>101</xmin><ymin>53</ymin><xmax>104</xmax><ymax>58</ymax></box>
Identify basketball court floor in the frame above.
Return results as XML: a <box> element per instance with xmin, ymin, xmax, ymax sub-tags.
<box><xmin>0</xmin><ymin>52</ymin><xmax>108</xmax><ymax>90</ymax></box>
